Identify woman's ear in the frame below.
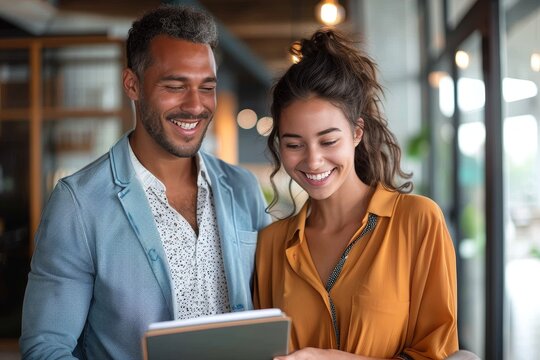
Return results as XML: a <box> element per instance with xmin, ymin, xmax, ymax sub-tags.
<box><xmin>123</xmin><ymin>68</ymin><xmax>140</xmax><ymax>101</ymax></box>
<box><xmin>353</xmin><ymin>118</ymin><xmax>364</xmax><ymax>146</ymax></box>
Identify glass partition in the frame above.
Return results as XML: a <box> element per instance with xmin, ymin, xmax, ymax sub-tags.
<box><xmin>430</xmin><ymin>59</ymin><xmax>454</xmax><ymax>214</ymax></box>
<box><xmin>455</xmin><ymin>31</ymin><xmax>485</xmax><ymax>358</ymax></box>
<box><xmin>502</xmin><ymin>2</ymin><xmax>540</xmax><ymax>358</ymax></box>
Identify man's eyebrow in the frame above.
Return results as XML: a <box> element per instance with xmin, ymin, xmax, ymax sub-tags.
<box><xmin>281</xmin><ymin>127</ymin><xmax>341</xmax><ymax>138</ymax></box>
<box><xmin>160</xmin><ymin>75</ymin><xmax>217</xmax><ymax>83</ymax></box>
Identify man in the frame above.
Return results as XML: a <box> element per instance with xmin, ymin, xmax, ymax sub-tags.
<box><xmin>20</xmin><ymin>5</ymin><xmax>270</xmax><ymax>359</ymax></box>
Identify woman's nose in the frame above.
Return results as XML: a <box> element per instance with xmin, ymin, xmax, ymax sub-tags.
<box><xmin>305</xmin><ymin>147</ymin><xmax>323</xmax><ymax>170</ymax></box>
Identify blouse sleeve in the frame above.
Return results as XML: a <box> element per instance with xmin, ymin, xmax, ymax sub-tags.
<box><xmin>253</xmin><ymin>228</ymin><xmax>272</xmax><ymax>310</ymax></box>
<box><xmin>252</xmin><ymin>245</ymin><xmax>263</xmax><ymax>309</ymax></box>
<box><xmin>401</xmin><ymin>199</ymin><xmax>459</xmax><ymax>359</ymax></box>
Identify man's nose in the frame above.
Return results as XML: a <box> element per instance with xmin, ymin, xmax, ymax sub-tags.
<box><xmin>181</xmin><ymin>89</ymin><xmax>205</xmax><ymax>115</ymax></box>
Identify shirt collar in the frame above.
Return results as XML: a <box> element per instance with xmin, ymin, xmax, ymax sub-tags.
<box><xmin>284</xmin><ymin>202</ymin><xmax>309</xmax><ymax>247</ymax></box>
<box><xmin>197</xmin><ymin>153</ymin><xmax>212</xmax><ymax>186</ymax></box>
<box><xmin>367</xmin><ymin>183</ymin><xmax>399</xmax><ymax>217</ymax></box>
<box><xmin>284</xmin><ymin>183</ymin><xmax>400</xmax><ymax>245</ymax></box>
<box><xmin>128</xmin><ymin>143</ymin><xmax>211</xmax><ymax>191</ymax></box>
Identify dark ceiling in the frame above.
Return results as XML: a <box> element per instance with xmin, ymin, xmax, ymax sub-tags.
<box><xmin>53</xmin><ymin>0</ymin><xmax>343</xmax><ymax>76</ymax></box>
<box><xmin>198</xmin><ymin>0</ymin><xmax>326</xmax><ymax>74</ymax></box>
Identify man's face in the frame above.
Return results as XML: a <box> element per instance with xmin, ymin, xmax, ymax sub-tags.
<box><xmin>132</xmin><ymin>35</ymin><xmax>217</xmax><ymax>158</ymax></box>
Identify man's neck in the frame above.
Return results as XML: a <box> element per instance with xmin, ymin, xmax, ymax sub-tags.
<box><xmin>128</xmin><ymin>132</ymin><xmax>198</xmax><ymax>190</ymax></box>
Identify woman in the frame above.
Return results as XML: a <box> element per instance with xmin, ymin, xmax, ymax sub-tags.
<box><xmin>253</xmin><ymin>29</ymin><xmax>458</xmax><ymax>360</ymax></box>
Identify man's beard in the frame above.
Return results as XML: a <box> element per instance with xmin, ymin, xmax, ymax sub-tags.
<box><xmin>138</xmin><ymin>100</ymin><xmax>211</xmax><ymax>158</ymax></box>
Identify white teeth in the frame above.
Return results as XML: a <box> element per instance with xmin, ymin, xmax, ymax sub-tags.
<box><xmin>305</xmin><ymin>170</ymin><xmax>332</xmax><ymax>181</ymax></box>
<box><xmin>170</xmin><ymin>119</ymin><xmax>198</xmax><ymax>130</ymax></box>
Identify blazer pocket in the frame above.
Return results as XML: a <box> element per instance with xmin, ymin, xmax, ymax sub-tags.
<box><xmin>236</xmin><ymin>230</ymin><xmax>258</xmax><ymax>280</ymax></box>
<box><xmin>237</xmin><ymin>229</ymin><xmax>258</xmax><ymax>245</ymax></box>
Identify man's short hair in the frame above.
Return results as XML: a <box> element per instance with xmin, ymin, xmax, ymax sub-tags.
<box><xmin>126</xmin><ymin>5</ymin><xmax>218</xmax><ymax>76</ymax></box>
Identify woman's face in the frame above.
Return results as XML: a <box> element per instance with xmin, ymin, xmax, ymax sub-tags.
<box><xmin>278</xmin><ymin>97</ymin><xmax>363</xmax><ymax>201</ymax></box>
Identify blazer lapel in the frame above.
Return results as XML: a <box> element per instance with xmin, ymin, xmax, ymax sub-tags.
<box><xmin>110</xmin><ymin>134</ymin><xmax>175</xmax><ymax>319</ymax></box>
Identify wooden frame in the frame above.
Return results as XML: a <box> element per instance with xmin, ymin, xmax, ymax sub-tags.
<box><xmin>0</xmin><ymin>35</ymin><xmax>129</xmax><ymax>253</ymax></box>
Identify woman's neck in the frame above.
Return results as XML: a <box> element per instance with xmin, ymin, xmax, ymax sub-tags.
<box><xmin>306</xmin><ymin>180</ymin><xmax>375</xmax><ymax>231</ymax></box>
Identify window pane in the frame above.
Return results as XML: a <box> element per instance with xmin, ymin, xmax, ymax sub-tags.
<box><xmin>502</xmin><ymin>1</ymin><xmax>540</xmax><ymax>358</ymax></box>
<box><xmin>456</xmin><ymin>31</ymin><xmax>485</xmax><ymax>358</ymax></box>
<box><xmin>430</xmin><ymin>60</ymin><xmax>453</xmax><ymax>211</ymax></box>
<box><xmin>362</xmin><ymin>0</ymin><xmax>423</xmax><ymax>187</ymax></box>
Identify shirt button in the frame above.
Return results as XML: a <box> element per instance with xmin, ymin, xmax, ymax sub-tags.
<box><xmin>148</xmin><ymin>248</ymin><xmax>158</xmax><ymax>261</ymax></box>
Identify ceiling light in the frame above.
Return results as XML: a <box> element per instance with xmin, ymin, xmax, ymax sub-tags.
<box><xmin>237</xmin><ymin>109</ymin><xmax>258</xmax><ymax>129</ymax></box>
<box><xmin>531</xmin><ymin>53</ymin><xmax>540</xmax><ymax>72</ymax></box>
<box><xmin>503</xmin><ymin>78</ymin><xmax>538</xmax><ymax>102</ymax></box>
<box><xmin>289</xmin><ymin>42</ymin><xmax>302</xmax><ymax>64</ymax></box>
<box><xmin>455</xmin><ymin>50</ymin><xmax>470</xmax><ymax>69</ymax></box>
<box><xmin>315</xmin><ymin>0</ymin><xmax>345</xmax><ymax>26</ymax></box>
<box><xmin>458</xmin><ymin>122</ymin><xmax>485</xmax><ymax>157</ymax></box>
<box><xmin>256</xmin><ymin>117</ymin><xmax>274</xmax><ymax>136</ymax></box>
<box><xmin>428</xmin><ymin>71</ymin><xmax>449</xmax><ymax>88</ymax></box>
<box><xmin>504</xmin><ymin>115</ymin><xmax>537</xmax><ymax>166</ymax></box>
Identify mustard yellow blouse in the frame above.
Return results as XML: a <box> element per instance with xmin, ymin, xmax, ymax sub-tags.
<box><xmin>254</xmin><ymin>184</ymin><xmax>458</xmax><ymax>359</ymax></box>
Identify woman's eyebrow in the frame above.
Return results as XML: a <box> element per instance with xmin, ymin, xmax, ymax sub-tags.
<box><xmin>281</xmin><ymin>127</ymin><xmax>341</xmax><ymax>138</ymax></box>
<box><xmin>317</xmin><ymin>128</ymin><xmax>341</xmax><ymax>136</ymax></box>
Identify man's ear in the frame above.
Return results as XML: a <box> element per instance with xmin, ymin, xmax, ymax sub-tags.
<box><xmin>123</xmin><ymin>68</ymin><xmax>140</xmax><ymax>101</ymax></box>
<box><xmin>353</xmin><ymin>118</ymin><xmax>364</xmax><ymax>146</ymax></box>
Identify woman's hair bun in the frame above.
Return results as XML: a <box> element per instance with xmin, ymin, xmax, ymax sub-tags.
<box><xmin>290</xmin><ymin>29</ymin><xmax>349</xmax><ymax>62</ymax></box>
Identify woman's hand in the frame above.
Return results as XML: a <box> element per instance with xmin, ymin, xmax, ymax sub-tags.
<box><xmin>274</xmin><ymin>347</ymin><xmax>361</xmax><ymax>360</ymax></box>
<box><xmin>274</xmin><ymin>348</ymin><xmax>396</xmax><ymax>360</ymax></box>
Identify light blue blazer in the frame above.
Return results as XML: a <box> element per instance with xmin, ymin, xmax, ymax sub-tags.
<box><xmin>20</xmin><ymin>133</ymin><xmax>271</xmax><ymax>359</ymax></box>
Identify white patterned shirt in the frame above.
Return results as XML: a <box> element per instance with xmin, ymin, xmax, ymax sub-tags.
<box><xmin>128</xmin><ymin>145</ymin><xmax>230</xmax><ymax>319</ymax></box>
